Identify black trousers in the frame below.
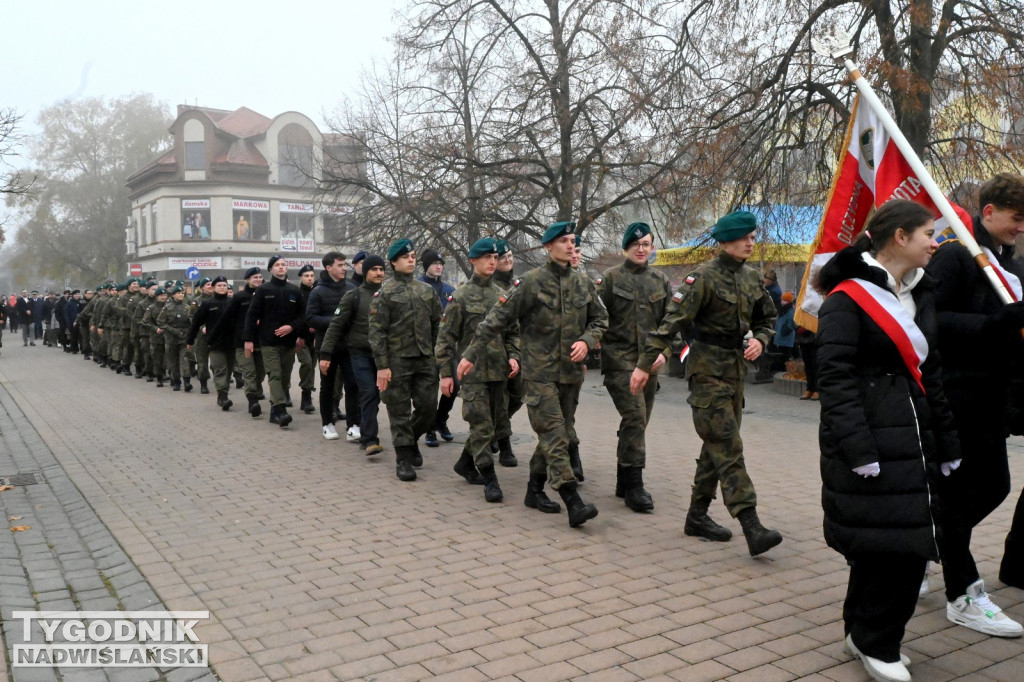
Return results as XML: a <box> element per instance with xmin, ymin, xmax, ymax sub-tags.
<box><xmin>844</xmin><ymin>553</ymin><xmax>926</xmax><ymax>663</ymax></box>
<box><xmin>320</xmin><ymin>348</ymin><xmax>359</xmax><ymax>428</ymax></box>
<box><xmin>936</xmin><ymin>431</ymin><xmax>1011</xmax><ymax>600</ymax></box>
<box><xmin>1001</xmin><ymin>487</ymin><xmax>1024</xmax><ymax>584</ymax></box>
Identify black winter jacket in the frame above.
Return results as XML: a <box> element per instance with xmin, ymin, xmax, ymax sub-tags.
<box><xmin>817</xmin><ymin>247</ymin><xmax>959</xmax><ymax>560</ymax></box>
<box><xmin>306</xmin><ymin>270</ymin><xmax>355</xmax><ymax>345</ymax></box>
<box><xmin>243</xmin><ymin>276</ymin><xmax>305</xmax><ymax>348</ymax></box>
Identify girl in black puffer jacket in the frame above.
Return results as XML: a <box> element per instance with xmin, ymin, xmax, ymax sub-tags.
<box><xmin>817</xmin><ymin>200</ymin><xmax>960</xmax><ymax>682</ymax></box>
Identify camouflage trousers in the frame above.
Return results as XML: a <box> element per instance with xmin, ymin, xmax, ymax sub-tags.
<box><xmin>380</xmin><ymin>355</ymin><xmax>438</xmax><ymax>448</ymax></box>
<box><xmin>194</xmin><ymin>333</ymin><xmax>211</xmax><ymax>382</ymax></box>
<box><xmin>138</xmin><ymin>334</ymin><xmax>151</xmax><ymax>375</ymax></box>
<box><xmin>462</xmin><ymin>380</ymin><xmax>509</xmax><ymax>469</ymax></box>
<box><xmin>209</xmin><ymin>349</ymin><xmax>235</xmax><ymax>393</ymax></box>
<box><xmin>523</xmin><ymin>380</ymin><xmax>580</xmax><ymax>490</ymax></box>
<box><xmin>149</xmin><ymin>335</ymin><xmax>165</xmax><ymax>378</ymax></box>
<box><xmin>494</xmin><ymin>373</ymin><xmax>524</xmax><ymax>440</ymax></box>
<box><xmin>163</xmin><ymin>334</ymin><xmax>191</xmax><ymax>381</ymax></box>
<box><xmin>234</xmin><ymin>348</ymin><xmax>266</xmax><ymax>398</ymax></box>
<box><xmin>297</xmin><ymin>345</ymin><xmax>315</xmax><ymax>390</ymax></box>
<box><xmin>120</xmin><ymin>330</ymin><xmax>134</xmax><ymax>369</ymax></box>
<box><xmin>91</xmin><ymin>327</ymin><xmax>103</xmax><ymax>358</ymax></box>
<box><xmin>688</xmin><ymin>374</ymin><xmax>757</xmax><ymax>517</ymax></box>
<box><xmin>261</xmin><ymin>345</ymin><xmax>296</xmax><ymax>407</ymax></box>
<box><xmin>604</xmin><ymin>370</ymin><xmax>658</xmax><ymax>468</ymax></box>
<box><xmin>108</xmin><ymin>329</ymin><xmax>123</xmax><ymax>364</ymax></box>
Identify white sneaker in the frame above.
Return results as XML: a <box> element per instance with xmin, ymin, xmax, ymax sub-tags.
<box><xmin>322</xmin><ymin>424</ymin><xmax>340</xmax><ymax>440</ymax></box>
<box><xmin>844</xmin><ymin>635</ymin><xmax>911</xmax><ymax>682</ymax></box>
<box><xmin>947</xmin><ymin>578</ymin><xmax>1024</xmax><ymax>637</ymax></box>
<box><xmin>346</xmin><ymin>425</ymin><xmax>361</xmax><ymax>442</ymax></box>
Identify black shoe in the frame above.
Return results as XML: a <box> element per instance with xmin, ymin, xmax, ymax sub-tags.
<box><xmin>453</xmin><ymin>449</ymin><xmax>484</xmax><ymax>485</ymax></box>
<box><xmin>300</xmin><ymin>389</ymin><xmax>315</xmax><ymax>414</ymax></box>
<box><xmin>234</xmin><ymin>375</ymin><xmax>244</xmax><ymax>389</ymax></box>
<box><xmin>183</xmin><ymin>378</ymin><xmax>193</xmax><ymax>392</ymax></box>
<box><xmin>217</xmin><ymin>391</ymin><xmax>233</xmax><ymax>411</ymax></box>
<box><xmin>171</xmin><ymin>381</ymin><xmax>181</xmax><ymax>391</ymax></box>
<box><xmin>684</xmin><ymin>497</ymin><xmax>732</xmax><ymax>541</ymax></box>
<box><xmin>411</xmin><ymin>443</ymin><xmax>423</xmax><ymax>468</ymax></box>
<box><xmin>524</xmin><ymin>473</ymin><xmax>561</xmax><ymax>513</ymax></box>
<box><xmin>621</xmin><ymin>467</ymin><xmax>654</xmax><ymax>513</ymax></box>
<box><xmin>437</xmin><ymin>422</ymin><xmax>454</xmax><ymax>442</ymax></box>
<box><xmin>425</xmin><ymin>430</ymin><xmax>439</xmax><ymax>448</ymax></box>
<box><xmin>497</xmin><ymin>437</ymin><xmax>518</xmax><ymax>467</ymax></box>
<box><xmin>156</xmin><ymin>378</ymin><xmax>164</xmax><ymax>388</ymax></box>
<box><xmin>738</xmin><ymin>508</ymin><xmax>782</xmax><ymax>556</ymax></box>
<box><xmin>568</xmin><ymin>443</ymin><xmax>584</xmax><ymax>482</ymax></box>
<box><xmin>479</xmin><ymin>466</ymin><xmax>503</xmax><ymax>503</ymax></box>
<box><xmin>558</xmin><ymin>482</ymin><xmax>598</xmax><ymax>528</ymax></box>
<box><xmin>284</xmin><ymin>392</ymin><xmax>293</xmax><ymax>408</ymax></box>
<box><xmin>200</xmin><ymin>380</ymin><xmax>210</xmax><ymax>395</ymax></box>
<box><xmin>247</xmin><ymin>395</ymin><xmax>262</xmax><ymax>418</ymax></box>
<box><xmin>146</xmin><ymin>375</ymin><xmax>154</xmax><ymax>383</ymax></box>
<box><xmin>396</xmin><ymin>447</ymin><xmax>417</xmax><ymax>482</ymax></box>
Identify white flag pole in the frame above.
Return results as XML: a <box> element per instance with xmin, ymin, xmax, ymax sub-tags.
<box><xmin>813</xmin><ymin>31</ymin><xmax>1014</xmax><ymax>304</ymax></box>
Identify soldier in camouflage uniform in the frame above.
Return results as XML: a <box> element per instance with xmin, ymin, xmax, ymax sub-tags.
<box><xmin>369</xmin><ymin>239</ymin><xmax>443</xmax><ymax>482</ymax></box>
<box><xmin>157</xmin><ymin>286</ymin><xmax>193</xmax><ymax>391</ymax></box>
<box><xmin>190</xmin><ymin>278</ymin><xmax>214</xmax><ymax>393</ymax></box>
<box><xmin>143</xmin><ymin>289</ymin><xmax>169</xmax><ymax>386</ymax></box>
<box><xmin>436</xmin><ymin>238</ymin><xmax>521</xmax><ymax>502</ymax></box>
<box><xmin>459</xmin><ymin>221</ymin><xmax>608</xmax><ymax>528</ymax></box>
<box><xmin>491</xmin><ymin>240</ymin><xmax>524</xmax><ymax>462</ymax></box>
<box><xmin>134</xmin><ymin>283</ymin><xmax>157</xmax><ymax>380</ymax></box>
<box><xmin>115</xmin><ymin>279</ymin><xmax>140</xmax><ymax>374</ymax></box>
<box><xmin>90</xmin><ymin>286</ymin><xmax>111</xmax><ymax>366</ymax></box>
<box><xmin>76</xmin><ymin>288</ymin><xmax>95</xmax><ymax>360</ymax></box>
<box><xmin>598</xmin><ymin>222</ymin><xmax>671</xmax><ymax>513</ymax></box>
<box><xmin>105</xmin><ymin>283</ymin><xmax>128</xmax><ymax>371</ymax></box>
<box><xmin>632</xmin><ymin>210</ymin><xmax>783</xmax><ymax>556</ymax></box>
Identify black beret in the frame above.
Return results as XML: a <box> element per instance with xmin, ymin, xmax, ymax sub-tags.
<box><xmin>243</xmin><ymin>267</ymin><xmax>261</xmax><ymax>280</ymax></box>
<box><xmin>298</xmin><ymin>264</ymin><xmax>315</xmax><ymax>274</ymax></box>
<box><xmin>351</xmin><ymin>251</ymin><xmax>367</xmax><ymax>264</ymax></box>
<box><xmin>211</xmin><ymin>276</ymin><xmax>228</xmax><ymax>285</ymax></box>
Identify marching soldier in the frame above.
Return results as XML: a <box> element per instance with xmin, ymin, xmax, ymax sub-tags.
<box><xmin>211</xmin><ymin>268</ymin><xmax>266</xmax><ymax>417</ymax></box>
<box><xmin>459</xmin><ymin>221</ymin><xmax>608</xmax><ymax>528</ymax></box>
<box><xmin>435</xmin><ymin>238</ymin><xmax>520</xmax><ymax>502</ymax></box>
<box><xmin>189</xmin><ymin>276</ymin><xmax>234</xmax><ymax>410</ymax></box>
<box><xmin>598</xmin><ymin>222</ymin><xmax>670</xmax><ymax>513</ymax></box>
<box><xmin>157</xmin><ymin>286</ymin><xmax>193</xmax><ymax>391</ymax></box>
<box><xmin>369</xmin><ymin>239</ymin><xmax>443</xmax><ymax>481</ymax></box>
<box><xmin>143</xmin><ymin>288</ymin><xmax>169</xmax><ymax>386</ymax></box>
<box><xmin>631</xmin><ymin>210</ymin><xmax>783</xmax><ymax>556</ymax></box>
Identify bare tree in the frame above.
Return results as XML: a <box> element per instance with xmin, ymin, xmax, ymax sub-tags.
<box><xmin>0</xmin><ymin>108</ymin><xmax>36</xmax><ymax>242</ymax></box>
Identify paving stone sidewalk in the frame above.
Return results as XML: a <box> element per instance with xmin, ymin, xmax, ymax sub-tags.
<box><xmin>0</xmin><ymin>342</ymin><xmax>1023</xmax><ymax>681</ymax></box>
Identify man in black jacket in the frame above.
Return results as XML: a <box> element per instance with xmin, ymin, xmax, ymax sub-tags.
<box><xmin>16</xmin><ymin>290</ymin><xmax>34</xmax><ymax>346</ymax></box>
<box><xmin>189</xmin><ymin>277</ymin><xmax>234</xmax><ymax>410</ymax></box>
<box><xmin>927</xmin><ymin>173</ymin><xmax>1024</xmax><ymax>637</ymax></box>
<box><xmin>244</xmin><ymin>256</ymin><xmax>305</xmax><ymax>428</ymax></box>
<box><xmin>210</xmin><ymin>268</ymin><xmax>266</xmax><ymax>417</ymax></box>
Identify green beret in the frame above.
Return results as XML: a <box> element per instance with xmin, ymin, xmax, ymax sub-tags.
<box><xmin>170</xmin><ymin>286</ymin><xmax>184</xmax><ymax>295</ymax></box>
<box><xmin>541</xmin><ymin>221</ymin><xmax>576</xmax><ymax>245</ymax></box>
<box><xmin>164</xmin><ymin>280</ymin><xmax>174</xmax><ymax>288</ymax></box>
<box><xmin>175</xmin><ymin>280</ymin><xmax>185</xmax><ymax>287</ymax></box>
<box><xmin>711</xmin><ymin>210</ymin><xmax>757</xmax><ymax>243</ymax></box>
<box><xmin>155</xmin><ymin>288</ymin><xmax>167</xmax><ymax>296</ymax></box>
<box><xmin>198</xmin><ymin>277</ymin><xmax>212</xmax><ymax>287</ymax></box>
<box><xmin>496</xmin><ymin>239</ymin><xmax>511</xmax><ymax>256</ymax></box>
<box><xmin>622</xmin><ymin>222</ymin><xmax>652</xmax><ymax>250</ymax></box>
<box><xmin>387</xmin><ymin>238</ymin><xmax>414</xmax><ymax>262</ymax></box>
<box><xmin>468</xmin><ymin>237</ymin><xmax>499</xmax><ymax>259</ymax></box>
<box><xmin>114</xmin><ymin>283</ymin><xmax>126</xmax><ymax>292</ymax></box>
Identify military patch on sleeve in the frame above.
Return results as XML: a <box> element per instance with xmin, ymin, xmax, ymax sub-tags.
<box><xmin>373</xmin><ymin>291</ymin><xmax>380</xmax><ymax>297</ymax></box>
<box><xmin>498</xmin><ymin>295</ymin><xmax>508</xmax><ymax>304</ymax></box>
<box><xmin>447</xmin><ymin>294</ymin><xmax>454</xmax><ymax>302</ymax></box>
<box><xmin>672</xmin><ymin>291</ymin><xmax>684</xmax><ymax>303</ymax></box>
<box><xmin>685</xmin><ymin>275</ymin><xmax>696</xmax><ymax>284</ymax></box>
<box><xmin>333</xmin><ymin>306</ymin><xmax>341</xmax><ymax>315</ymax></box>
<box><xmin>513</xmin><ymin>279</ymin><xmax>521</xmax><ymax>287</ymax></box>
<box><xmin>596</xmin><ymin>277</ymin><xmax>603</xmax><ymax>285</ymax></box>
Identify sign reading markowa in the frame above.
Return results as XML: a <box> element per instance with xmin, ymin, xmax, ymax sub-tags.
<box><xmin>12</xmin><ymin>611</ymin><xmax>209</xmax><ymax>668</ymax></box>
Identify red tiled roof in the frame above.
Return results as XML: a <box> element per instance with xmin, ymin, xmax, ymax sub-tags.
<box><xmin>214</xmin><ymin>107</ymin><xmax>272</xmax><ymax>138</ymax></box>
<box><xmin>213</xmin><ymin>140</ymin><xmax>268</xmax><ymax>167</ymax></box>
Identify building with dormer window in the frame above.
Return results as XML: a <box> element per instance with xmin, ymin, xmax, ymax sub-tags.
<box><xmin>126</xmin><ymin>105</ymin><xmax>362</xmax><ymax>281</ymax></box>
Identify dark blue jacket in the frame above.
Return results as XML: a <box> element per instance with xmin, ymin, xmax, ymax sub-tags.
<box><xmin>419</xmin><ymin>274</ymin><xmax>455</xmax><ymax>309</ymax></box>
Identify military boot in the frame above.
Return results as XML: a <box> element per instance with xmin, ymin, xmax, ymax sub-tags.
<box><xmin>524</xmin><ymin>473</ymin><xmax>561</xmax><ymax>513</ymax></box>
<box><xmin>615</xmin><ymin>464</ymin><xmax>625</xmax><ymax>498</ymax></box>
<box><xmin>300</xmin><ymin>389</ymin><xmax>315</xmax><ymax>414</ymax></box>
<box><xmin>199</xmin><ymin>379</ymin><xmax>210</xmax><ymax>394</ymax></box>
<box><xmin>217</xmin><ymin>391</ymin><xmax>233</xmax><ymax>411</ymax></box>
<box><xmin>135</xmin><ymin>366</ymin><xmax>144</xmax><ymax>379</ymax></box>
<box><xmin>171</xmin><ymin>380</ymin><xmax>182</xmax><ymax>391</ymax></box>
<box><xmin>478</xmin><ymin>466</ymin><xmax>503</xmax><ymax>503</ymax></box>
<box><xmin>284</xmin><ymin>391</ymin><xmax>293</xmax><ymax>408</ymax></box>
<box><xmin>234</xmin><ymin>374</ymin><xmax>244</xmax><ymax>389</ymax></box>
<box><xmin>738</xmin><ymin>508</ymin><xmax>783</xmax><ymax>556</ymax></box>
<box><xmin>684</xmin><ymin>497</ymin><xmax>732</xmax><ymax>541</ymax></box>
<box><xmin>156</xmin><ymin>376</ymin><xmax>164</xmax><ymax>388</ymax></box>
<box><xmin>411</xmin><ymin>442</ymin><xmax>424</xmax><ymax>467</ymax></box>
<box><xmin>497</xmin><ymin>437</ymin><xmax>518</xmax><ymax>467</ymax></box>
<box><xmin>247</xmin><ymin>395</ymin><xmax>262</xmax><ymax>418</ymax></box>
<box><xmin>622</xmin><ymin>467</ymin><xmax>654</xmax><ymax>513</ymax></box>
<box><xmin>557</xmin><ymin>482</ymin><xmax>599</xmax><ymax>528</ymax></box>
<box><xmin>276</xmin><ymin>406</ymin><xmax>293</xmax><ymax>428</ymax></box>
<box><xmin>568</xmin><ymin>443</ymin><xmax>584</xmax><ymax>482</ymax></box>
<box><xmin>183</xmin><ymin>377</ymin><xmax>193</xmax><ymax>393</ymax></box>
<box><xmin>396</xmin><ymin>447</ymin><xmax>417</xmax><ymax>482</ymax></box>
<box><xmin>453</xmin><ymin>448</ymin><xmax>484</xmax><ymax>485</ymax></box>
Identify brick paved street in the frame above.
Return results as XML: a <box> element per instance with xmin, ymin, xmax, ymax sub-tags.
<box><xmin>1</xmin><ymin>340</ymin><xmax>1023</xmax><ymax>681</ymax></box>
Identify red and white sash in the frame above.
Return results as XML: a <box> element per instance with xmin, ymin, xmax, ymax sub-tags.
<box><xmin>831</xmin><ymin>278</ymin><xmax>928</xmax><ymax>393</ymax></box>
<box><xmin>981</xmin><ymin>246</ymin><xmax>1022</xmax><ymax>302</ymax></box>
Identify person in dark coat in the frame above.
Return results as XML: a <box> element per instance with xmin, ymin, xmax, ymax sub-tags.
<box><xmin>817</xmin><ymin>200</ymin><xmax>961</xmax><ymax>682</ymax></box>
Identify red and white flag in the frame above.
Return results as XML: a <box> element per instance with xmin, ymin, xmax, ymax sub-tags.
<box><xmin>795</xmin><ymin>94</ymin><xmax>951</xmax><ymax>330</ymax></box>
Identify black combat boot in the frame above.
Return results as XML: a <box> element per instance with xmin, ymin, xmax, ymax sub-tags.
<box><xmin>111</xmin><ymin>363</ymin><xmax>121</xmax><ymax>373</ymax></box>
<box><xmin>524</xmin><ymin>473</ymin><xmax>561</xmax><ymax>513</ymax></box>
<box><xmin>396</xmin><ymin>447</ymin><xmax>417</xmax><ymax>482</ymax></box>
<box><xmin>284</xmin><ymin>391</ymin><xmax>293</xmax><ymax>408</ymax></box>
<box><xmin>411</xmin><ymin>442</ymin><xmax>424</xmax><ymax>467</ymax></box>
<box><xmin>217</xmin><ymin>391</ymin><xmax>233</xmax><ymax>411</ymax></box>
<box><xmin>437</xmin><ymin>421</ymin><xmax>454</xmax><ymax>442</ymax></box>
<box><xmin>300</xmin><ymin>389</ymin><xmax>315</xmax><ymax>414</ymax></box>
<box><xmin>234</xmin><ymin>374</ymin><xmax>244</xmax><ymax>389</ymax></box>
<box><xmin>497</xmin><ymin>437</ymin><xmax>518</xmax><ymax>467</ymax></box>
<box><xmin>199</xmin><ymin>379</ymin><xmax>210</xmax><ymax>394</ymax></box>
<box><xmin>615</xmin><ymin>464</ymin><xmax>625</xmax><ymax>498</ymax></box>
<box><xmin>276</xmin><ymin>405</ymin><xmax>293</xmax><ymax>428</ymax></box>
<box><xmin>621</xmin><ymin>467</ymin><xmax>654</xmax><ymax>513</ymax></box>
<box><xmin>122</xmin><ymin>365</ymin><xmax>133</xmax><ymax>376</ymax></box>
<box><xmin>557</xmin><ymin>482</ymin><xmax>598</xmax><ymax>528</ymax></box>
<box><xmin>247</xmin><ymin>394</ymin><xmax>262</xmax><ymax>418</ymax></box>
<box><xmin>135</xmin><ymin>366</ymin><xmax>144</xmax><ymax>379</ymax></box>
<box><xmin>156</xmin><ymin>376</ymin><xmax>164</xmax><ymax>388</ymax></box>
<box><xmin>183</xmin><ymin>377</ymin><xmax>194</xmax><ymax>392</ymax></box>
<box><xmin>146</xmin><ymin>374</ymin><xmax>154</xmax><ymax>383</ymax></box>
<box><xmin>478</xmin><ymin>466</ymin><xmax>503</xmax><ymax>503</ymax></box>
<box><xmin>171</xmin><ymin>380</ymin><xmax>181</xmax><ymax>391</ymax></box>
<box><xmin>684</xmin><ymin>497</ymin><xmax>732</xmax><ymax>542</ymax></box>
<box><xmin>738</xmin><ymin>508</ymin><xmax>783</xmax><ymax>556</ymax></box>
<box><xmin>453</xmin><ymin>448</ymin><xmax>484</xmax><ymax>485</ymax></box>
<box><xmin>568</xmin><ymin>443</ymin><xmax>584</xmax><ymax>482</ymax></box>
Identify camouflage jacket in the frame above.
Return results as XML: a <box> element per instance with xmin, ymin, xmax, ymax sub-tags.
<box><xmin>598</xmin><ymin>260</ymin><xmax>673</xmax><ymax>373</ymax></box>
<box><xmin>464</xmin><ymin>258</ymin><xmax>608</xmax><ymax>384</ymax></box>
<box><xmin>110</xmin><ymin>293</ymin><xmax>132</xmax><ymax>332</ymax></box>
<box><xmin>638</xmin><ymin>251</ymin><xmax>776</xmax><ymax>380</ymax></box>
<box><xmin>141</xmin><ymin>300</ymin><xmax>165</xmax><ymax>335</ymax></box>
<box><xmin>77</xmin><ymin>296</ymin><xmax>96</xmax><ymax>326</ymax></box>
<box><xmin>128</xmin><ymin>292</ymin><xmax>148</xmax><ymax>334</ymax></box>
<box><xmin>492</xmin><ymin>269</ymin><xmax>515</xmax><ymax>293</ymax></box>
<box><xmin>156</xmin><ymin>299</ymin><xmax>191</xmax><ymax>339</ymax></box>
<box><xmin>436</xmin><ymin>273</ymin><xmax>520</xmax><ymax>383</ymax></box>
<box><xmin>94</xmin><ymin>296</ymin><xmax>114</xmax><ymax>329</ymax></box>
<box><xmin>368</xmin><ymin>271</ymin><xmax>442</xmax><ymax>369</ymax></box>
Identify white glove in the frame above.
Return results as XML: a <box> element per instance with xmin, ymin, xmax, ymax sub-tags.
<box><xmin>941</xmin><ymin>459</ymin><xmax>962</xmax><ymax>477</ymax></box>
<box><xmin>853</xmin><ymin>462</ymin><xmax>880</xmax><ymax>478</ymax></box>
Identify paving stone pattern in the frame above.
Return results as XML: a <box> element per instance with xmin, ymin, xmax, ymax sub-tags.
<box><xmin>0</xmin><ymin>342</ymin><xmax>1023</xmax><ymax>681</ymax></box>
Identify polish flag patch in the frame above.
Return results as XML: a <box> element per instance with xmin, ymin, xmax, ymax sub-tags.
<box><xmin>672</xmin><ymin>291</ymin><xmax>684</xmax><ymax>303</ymax></box>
